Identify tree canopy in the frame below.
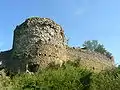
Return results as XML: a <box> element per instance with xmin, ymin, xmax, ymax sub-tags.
<box><xmin>82</xmin><ymin>40</ymin><xmax>112</xmax><ymax>58</ymax></box>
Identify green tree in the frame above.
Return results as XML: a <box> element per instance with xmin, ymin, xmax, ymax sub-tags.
<box><xmin>83</xmin><ymin>40</ymin><xmax>101</xmax><ymax>51</ymax></box>
<box><xmin>94</xmin><ymin>44</ymin><xmax>106</xmax><ymax>54</ymax></box>
<box><xmin>82</xmin><ymin>40</ymin><xmax>112</xmax><ymax>57</ymax></box>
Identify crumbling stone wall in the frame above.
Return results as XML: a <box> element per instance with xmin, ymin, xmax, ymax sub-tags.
<box><xmin>11</xmin><ymin>17</ymin><xmax>66</xmax><ymax>72</ymax></box>
<box><xmin>0</xmin><ymin>17</ymin><xmax>115</xmax><ymax>73</ymax></box>
<box><xmin>66</xmin><ymin>47</ymin><xmax>114</xmax><ymax>72</ymax></box>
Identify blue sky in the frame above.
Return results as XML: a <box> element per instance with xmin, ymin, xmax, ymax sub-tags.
<box><xmin>0</xmin><ymin>0</ymin><xmax>120</xmax><ymax>65</ymax></box>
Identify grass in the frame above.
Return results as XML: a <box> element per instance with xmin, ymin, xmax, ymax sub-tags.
<box><xmin>0</xmin><ymin>61</ymin><xmax>120</xmax><ymax>90</ymax></box>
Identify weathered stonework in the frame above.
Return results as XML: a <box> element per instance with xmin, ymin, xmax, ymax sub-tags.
<box><xmin>66</xmin><ymin>47</ymin><xmax>114</xmax><ymax>72</ymax></box>
<box><xmin>0</xmin><ymin>17</ymin><xmax>115</xmax><ymax>73</ymax></box>
<box><xmin>11</xmin><ymin>17</ymin><xmax>66</xmax><ymax>72</ymax></box>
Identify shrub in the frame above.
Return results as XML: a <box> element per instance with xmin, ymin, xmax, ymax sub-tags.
<box><xmin>0</xmin><ymin>62</ymin><xmax>120</xmax><ymax>90</ymax></box>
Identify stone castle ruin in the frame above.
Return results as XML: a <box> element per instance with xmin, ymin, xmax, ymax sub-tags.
<box><xmin>0</xmin><ymin>17</ymin><xmax>114</xmax><ymax>73</ymax></box>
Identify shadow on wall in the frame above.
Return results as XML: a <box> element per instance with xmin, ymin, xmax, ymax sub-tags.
<box><xmin>26</xmin><ymin>62</ymin><xmax>39</xmax><ymax>73</ymax></box>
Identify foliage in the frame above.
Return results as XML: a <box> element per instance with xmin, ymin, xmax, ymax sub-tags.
<box><xmin>118</xmin><ymin>65</ymin><xmax>120</xmax><ymax>69</ymax></box>
<box><xmin>94</xmin><ymin>44</ymin><xmax>106</xmax><ymax>54</ymax></box>
<box><xmin>90</xmin><ymin>68</ymin><xmax>120</xmax><ymax>90</ymax></box>
<box><xmin>82</xmin><ymin>40</ymin><xmax>112</xmax><ymax>58</ymax></box>
<box><xmin>83</xmin><ymin>40</ymin><xmax>99</xmax><ymax>51</ymax></box>
<box><xmin>0</xmin><ymin>62</ymin><xmax>120</xmax><ymax>90</ymax></box>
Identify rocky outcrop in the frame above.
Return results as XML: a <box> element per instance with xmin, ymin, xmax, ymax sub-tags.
<box><xmin>0</xmin><ymin>17</ymin><xmax>115</xmax><ymax>73</ymax></box>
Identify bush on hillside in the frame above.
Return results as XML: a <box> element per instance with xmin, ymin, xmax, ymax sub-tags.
<box><xmin>0</xmin><ymin>62</ymin><xmax>120</xmax><ymax>90</ymax></box>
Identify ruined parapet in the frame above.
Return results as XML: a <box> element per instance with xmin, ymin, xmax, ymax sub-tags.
<box><xmin>11</xmin><ymin>17</ymin><xmax>66</xmax><ymax>72</ymax></box>
<box><xmin>66</xmin><ymin>47</ymin><xmax>115</xmax><ymax>72</ymax></box>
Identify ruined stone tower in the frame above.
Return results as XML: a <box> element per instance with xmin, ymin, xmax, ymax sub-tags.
<box><xmin>0</xmin><ymin>17</ymin><xmax>114</xmax><ymax>73</ymax></box>
<box><xmin>11</xmin><ymin>17</ymin><xmax>66</xmax><ymax>72</ymax></box>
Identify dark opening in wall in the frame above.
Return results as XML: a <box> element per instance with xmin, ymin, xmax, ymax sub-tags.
<box><xmin>55</xmin><ymin>45</ymin><xmax>58</xmax><ymax>48</ymax></box>
<box><xmin>44</xmin><ymin>54</ymin><xmax>46</xmax><ymax>56</ymax></box>
<box><xmin>48</xmin><ymin>55</ymin><xmax>51</xmax><ymax>57</ymax></box>
<box><xmin>39</xmin><ymin>53</ymin><xmax>42</xmax><ymax>56</ymax></box>
<box><xmin>48</xmin><ymin>38</ymin><xmax>51</xmax><ymax>42</ymax></box>
<box><xmin>28</xmin><ymin>62</ymin><xmax>39</xmax><ymax>72</ymax></box>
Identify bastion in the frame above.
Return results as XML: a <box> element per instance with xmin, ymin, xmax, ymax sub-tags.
<box><xmin>0</xmin><ymin>17</ymin><xmax>114</xmax><ymax>73</ymax></box>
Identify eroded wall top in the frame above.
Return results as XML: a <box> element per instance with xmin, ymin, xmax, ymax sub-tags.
<box><xmin>12</xmin><ymin>17</ymin><xmax>65</xmax><ymax>59</ymax></box>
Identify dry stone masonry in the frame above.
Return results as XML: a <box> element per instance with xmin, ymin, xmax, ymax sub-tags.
<box><xmin>0</xmin><ymin>17</ymin><xmax>115</xmax><ymax>73</ymax></box>
<box><xmin>11</xmin><ymin>17</ymin><xmax>67</xmax><ymax>72</ymax></box>
<box><xmin>66</xmin><ymin>47</ymin><xmax>114</xmax><ymax>72</ymax></box>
